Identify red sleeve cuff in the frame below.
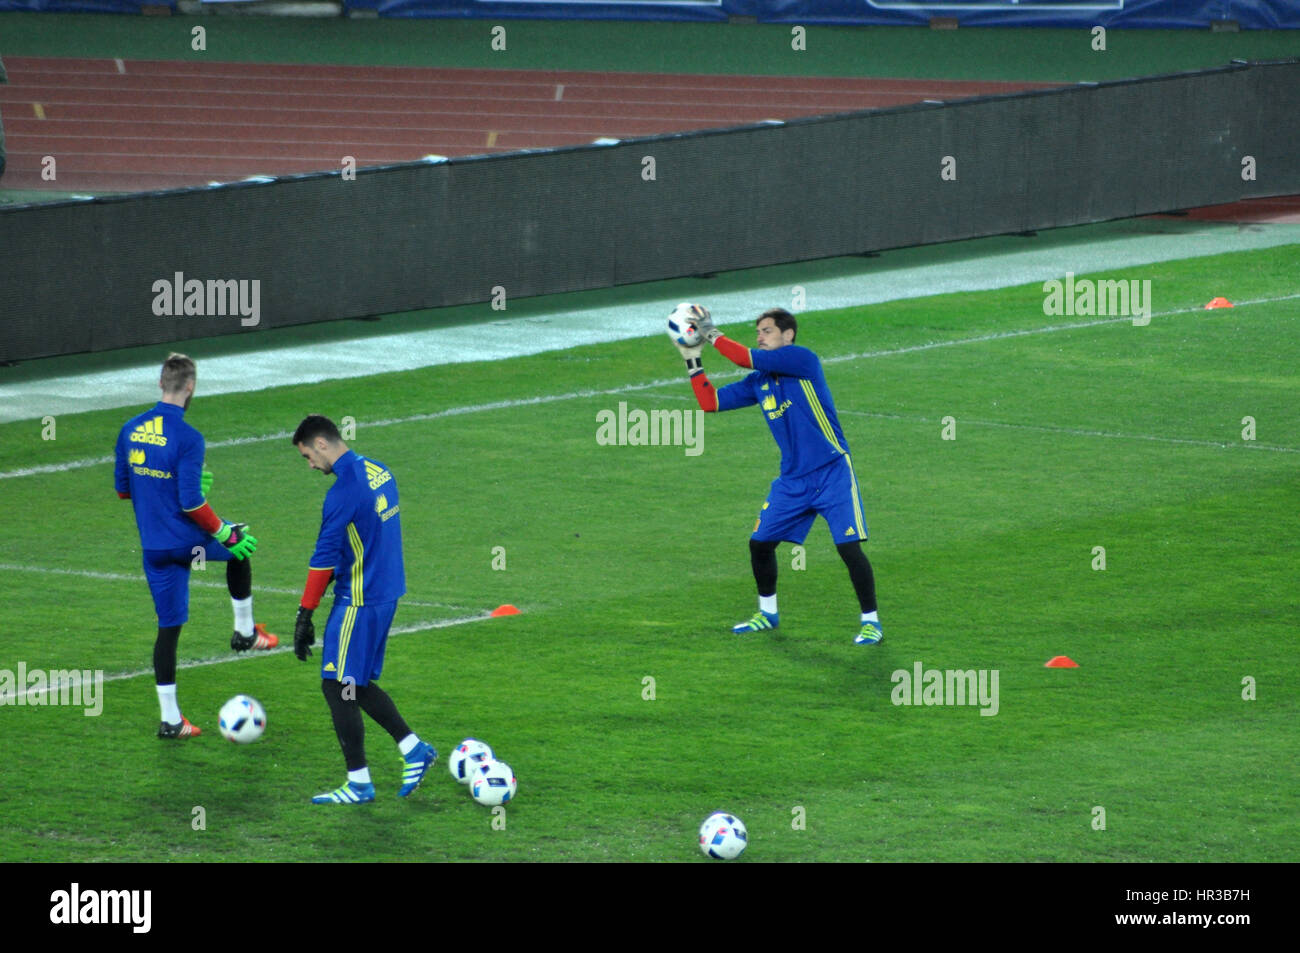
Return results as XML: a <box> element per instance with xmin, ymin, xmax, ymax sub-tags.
<box><xmin>117</xmin><ymin>491</ymin><xmax>131</xmax><ymax>500</ymax></box>
<box><xmin>184</xmin><ymin>500</ymin><xmax>222</xmax><ymax>535</ymax></box>
<box><xmin>713</xmin><ymin>335</ymin><xmax>753</xmax><ymax>369</ymax></box>
<box><xmin>301</xmin><ymin>568</ymin><xmax>334</xmax><ymax>611</ymax></box>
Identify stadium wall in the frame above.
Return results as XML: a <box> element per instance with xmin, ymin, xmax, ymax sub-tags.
<box><xmin>2</xmin><ymin>60</ymin><xmax>1297</xmax><ymax>363</ymax></box>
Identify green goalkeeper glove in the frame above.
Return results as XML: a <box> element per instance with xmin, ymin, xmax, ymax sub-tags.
<box><xmin>200</xmin><ymin>469</ymin><xmax>213</xmax><ymax>497</ymax></box>
<box><xmin>213</xmin><ymin>522</ymin><xmax>258</xmax><ymax>560</ymax></box>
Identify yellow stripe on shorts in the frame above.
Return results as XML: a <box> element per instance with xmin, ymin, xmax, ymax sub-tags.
<box><xmin>844</xmin><ymin>454</ymin><xmax>866</xmax><ymax>538</ymax></box>
<box><xmin>336</xmin><ymin>604</ymin><xmax>357</xmax><ymax>682</ymax></box>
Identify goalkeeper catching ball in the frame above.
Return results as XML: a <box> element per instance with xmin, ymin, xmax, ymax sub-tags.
<box><xmin>675</xmin><ymin>307</ymin><xmax>883</xmax><ymax>645</ymax></box>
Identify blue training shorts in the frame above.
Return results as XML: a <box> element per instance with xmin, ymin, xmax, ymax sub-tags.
<box><xmin>751</xmin><ymin>454</ymin><xmax>868</xmax><ymax>546</ymax></box>
<box><xmin>142</xmin><ymin>540</ymin><xmax>235</xmax><ymax>628</ymax></box>
<box><xmin>320</xmin><ymin>600</ymin><xmax>398</xmax><ymax>687</ymax></box>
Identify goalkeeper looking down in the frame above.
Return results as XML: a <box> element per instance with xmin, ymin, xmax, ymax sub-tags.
<box><xmin>290</xmin><ymin>415</ymin><xmax>438</xmax><ymax>805</ymax></box>
<box><xmin>675</xmin><ymin>307</ymin><xmax>883</xmax><ymax>645</ymax></box>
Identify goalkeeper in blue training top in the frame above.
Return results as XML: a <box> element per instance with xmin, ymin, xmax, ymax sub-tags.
<box><xmin>114</xmin><ymin>353</ymin><xmax>279</xmax><ymax>739</ymax></box>
<box><xmin>674</xmin><ymin>307</ymin><xmax>883</xmax><ymax>645</ymax></box>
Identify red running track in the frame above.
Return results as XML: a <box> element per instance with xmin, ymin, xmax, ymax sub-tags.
<box><xmin>0</xmin><ymin>56</ymin><xmax>1054</xmax><ymax>193</ymax></box>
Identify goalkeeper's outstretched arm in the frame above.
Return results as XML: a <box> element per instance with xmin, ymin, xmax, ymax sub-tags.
<box><xmin>692</xmin><ymin>308</ymin><xmax>754</xmax><ymax>370</ymax></box>
<box><xmin>674</xmin><ymin>339</ymin><xmax>756</xmax><ymax>414</ymax></box>
<box><xmin>672</xmin><ymin>333</ymin><xmax>721</xmax><ymax>412</ymax></box>
<box><xmin>670</xmin><ymin>305</ymin><xmax>759</xmax><ymax>413</ymax></box>
<box><xmin>710</xmin><ymin>335</ymin><xmax>753</xmax><ymax>369</ymax></box>
<box><xmin>689</xmin><ymin>366</ymin><xmax>720</xmax><ymax>412</ymax></box>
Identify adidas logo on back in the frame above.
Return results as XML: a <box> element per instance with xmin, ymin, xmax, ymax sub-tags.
<box><xmin>365</xmin><ymin>461</ymin><xmax>392</xmax><ymax>491</ymax></box>
<box><xmin>129</xmin><ymin>416</ymin><xmax>167</xmax><ymax>446</ymax></box>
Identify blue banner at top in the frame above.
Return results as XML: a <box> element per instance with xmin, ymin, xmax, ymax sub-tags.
<box><xmin>0</xmin><ymin>0</ymin><xmax>1296</xmax><ymax>26</ymax></box>
<box><xmin>345</xmin><ymin>0</ymin><xmax>1300</xmax><ymax>28</ymax></box>
<box><xmin>0</xmin><ymin>0</ymin><xmax>156</xmax><ymax>10</ymax></box>
<box><xmin>351</xmin><ymin>0</ymin><xmax>729</xmax><ymax>20</ymax></box>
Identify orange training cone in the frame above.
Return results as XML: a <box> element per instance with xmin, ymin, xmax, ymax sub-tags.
<box><xmin>1045</xmin><ymin>655</ymin><xmax>1079</xmax><ymax>668</ymax></box>
<box><xmin>490</xmin><ymin>604</ymin><xmax>520</xmax><ymax>617</ymax></box>
<box><xmin>1204</xmin><ymin>297</ymin><xmax>1234</xmax><ymax>309</ymax></box>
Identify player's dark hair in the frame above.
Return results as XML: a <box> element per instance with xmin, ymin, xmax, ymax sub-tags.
<box><xmin>758</xmin><ymin>308</ymin><xmax>797</xmax><ymax>342</ymax></box>
<box><xmin>293</xmin><ymin>415</ymin><xmax>343</xmax><ymax>447</ymax></box>
<box><xmin>160</xmin><ymin>353</ymin><xmax>196</xmax><ymax>394</ymax></box>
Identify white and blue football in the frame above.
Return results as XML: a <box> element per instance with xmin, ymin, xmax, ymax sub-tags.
<box><xmin>449</xmin><ymin>738</ymin><xmax>494</xmax><ymax>784</ymax></box>
<box><xmin>469</xmin><ymin>759</ymin><xmax>517</xmax><ymax>806</ymax></box>
<box><xmin>218</xmin><ymin>694</ymin><xmax>266</xmax><ymax>744</ymax></box>
<box><xmin>666</xmin><ymin>303</ymin><xmax>705</xmax><ymax>348</ymax></box>
<box><xmin>699</xmin><ymin>812</ymin><xmax>748</xmax><ymax>860</ymax></box>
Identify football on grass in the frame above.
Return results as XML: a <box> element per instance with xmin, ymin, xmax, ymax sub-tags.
<box><xmin>218</xmin><ymin>694</ymin><xmax>266</xmax><ymax>744</ymax></box>
<box><xmin>469</xmin><ymin>759</ymin><xmax>518</xmax><ymax>806</ymax></box>
<box><xmin>449</xmin><ymin>738</ymin><xmax>494</xmax><ymax>784</ymax></box>
<box><xmin>666</xmin><ymin>303</ymin><xmax>706</xmax><ymax>348</ymax></box>
<box><xmin>699</xmin><ymin>812</ymin><xmax>748</xmax><ymax>860</ymax></box>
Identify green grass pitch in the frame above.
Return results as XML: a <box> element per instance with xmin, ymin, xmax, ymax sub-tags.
<box><xmin>0</xmin><ymin>245</ymin><xmax>1296</xmax><ymax>862</ymax></box>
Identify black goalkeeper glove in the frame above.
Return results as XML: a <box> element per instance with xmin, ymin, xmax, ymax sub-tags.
<box><xmin>294</xmin><ymin>607</ymin><xmax>315</xmax><ymax>661</ymax></box>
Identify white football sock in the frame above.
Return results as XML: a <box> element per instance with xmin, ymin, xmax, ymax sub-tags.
<box><xmin>862</xmin><ymin>611</ymin><xmax>879</xmax><ymax>624</ymax></box>
<box><xmin>397</xmin><ymin>734</ymin><xmax>419</xmax><ymax>756</ymax></box>
<box><xmin>157</xmin><ymin>684</ymin><xmax>181</xmax><ymax>723</ymax></box>
<box><xmin>348</xmin><ymin>767</ymin><xmax>372</xmax><ymax>785</ymax></box>
<box><xmin>232</xmin><ymin>596</ymin><xmax>254</xmax><ymax>638</ymax></box>
<box><xmin>759</xmin><ymin>595</ymin><xmax>778</xmax><ymax>615</ymax></box>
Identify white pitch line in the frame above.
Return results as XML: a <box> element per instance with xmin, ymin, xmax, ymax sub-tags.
<box><xmin>0</xmin><ymin>377</ymin><xmax>688</xmax><ymax>481</ymax></box>
<box><xmin>3</xmin><ymin>292</ymin><xmax>1296</xmax><ymax>484</ymax></box>
<box><xmin>820</xmin><ymin>292</ymin><xmax>1300</xmax><ymax>369</ymax></box>
<box><xmin>0</xmin><ymin>563</ymin><xmax>468</xmax><ymax>610</ymax></box>
<box><xmin>0</xmin><ymin>611</ymin><xmax>498</xmax><ymax>704</ymax></box>
<box><xmin>837</xmin><ymin>411</ymin><xmax>1300</xmax><ymax>454</ymax></box>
